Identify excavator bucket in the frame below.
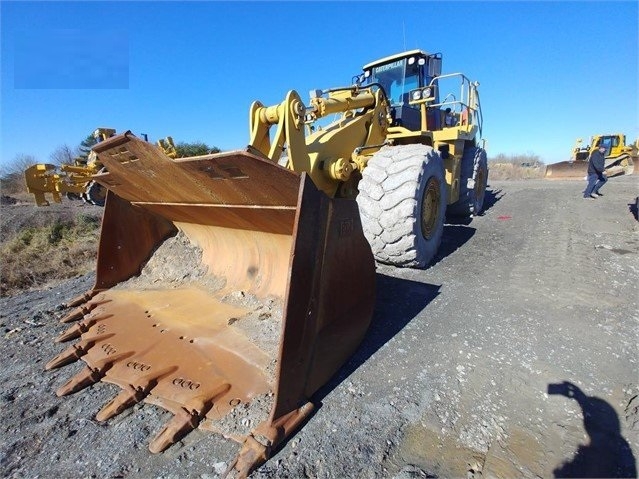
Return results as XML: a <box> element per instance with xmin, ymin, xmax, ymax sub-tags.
<box><xmin>46</xmin><ymin>132</ymin><xmax>376</xmax><ymax>476</ymax></box>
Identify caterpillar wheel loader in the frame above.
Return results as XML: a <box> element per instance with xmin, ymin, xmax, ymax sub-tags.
<box><xmin>24</xmin><ymin>129</ymin><xmax>180</xmax><ymax>206</ymax></box>
<box><xmin>46</xmin><ymin>49</ymin><xmax>486</xmax><ymax>477</ymax></box>
<box><xmin>544</xmin><ymin>133</ymin><xmax>637</xmax><ymax>180</ymax></box>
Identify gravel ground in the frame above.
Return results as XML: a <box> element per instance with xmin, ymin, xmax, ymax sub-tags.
<box><xmin>1</xmin><ymin>176</ymin><xmax>637</xmax><ymax>478</ymax></box>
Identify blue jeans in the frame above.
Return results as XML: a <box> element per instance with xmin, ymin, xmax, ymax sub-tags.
<box><xmin>584</xmin><ymin>173</ymin><xmax>607</xmax><ymax>197</ymax></box>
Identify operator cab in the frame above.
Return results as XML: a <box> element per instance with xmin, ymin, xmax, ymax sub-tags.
<box><xmin>361</xmin><ymin>50</ymin><xmax>442</xmax><ymax>131</ymax></box>
<box><xmin>594</xmin><ymin>135</ymin><xmax>622</xmax><ymax>157</ymax></box>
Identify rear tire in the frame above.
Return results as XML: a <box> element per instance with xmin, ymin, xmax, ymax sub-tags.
<box><xmin>447</xmin><ymin>147</ymin><xmax>488</xmax><ymax>217</ymax></box>
<box><xmin>357</xmin><ymin>144</ymin><xmax>447</xmax><ymax>268</ymax></box>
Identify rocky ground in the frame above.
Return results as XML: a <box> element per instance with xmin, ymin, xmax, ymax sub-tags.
<box><xmin>1</xmin><ymin>176</ymin><xmax>638</xmax><ymax>478</ymax></box>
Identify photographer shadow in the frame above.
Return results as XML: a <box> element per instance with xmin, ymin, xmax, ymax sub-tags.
<box><xmin>628</xmin><ymin>196</ymin><xmax>638</xmax><ymax>221</ymax></box>
<box><xmin>548</xmin><ymin>381</ymin><xmax>636</xmax><ymax>478</ymax></box>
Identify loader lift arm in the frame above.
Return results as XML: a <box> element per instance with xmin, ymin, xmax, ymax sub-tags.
<box><xmin>249</xmin><ymin>86</ymin><xmax>391</xmax><ymax>197</ymax></box>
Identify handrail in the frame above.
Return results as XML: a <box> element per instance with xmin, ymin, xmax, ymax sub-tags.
<box><xmin>427</xmin><ymin>72</ymin><xmax>483</xmax><ymax>139</ymax></box>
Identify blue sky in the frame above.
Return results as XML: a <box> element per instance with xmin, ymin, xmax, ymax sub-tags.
<box><xmin>1</xmin><ymin>1</ymin><xmax>637</xmax><ymax>168</ymax></box>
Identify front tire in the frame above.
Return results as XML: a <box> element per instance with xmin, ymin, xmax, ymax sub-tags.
<box><xmin>357</xmin><ymin>144</ymin><xmax>447</xmax><ymax>268</ymax></box>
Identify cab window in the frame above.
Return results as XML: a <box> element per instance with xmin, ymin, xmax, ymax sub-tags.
<box><xmin>369</xmin><ymin>58</ymin><xmax>421</xmax><ymax>108</ymax></box>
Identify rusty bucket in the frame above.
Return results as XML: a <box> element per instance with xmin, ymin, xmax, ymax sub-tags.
<box><xmin>46</xmin><ymin>133</ymin><xmax>376</xmax><ymax>476</ymax></box>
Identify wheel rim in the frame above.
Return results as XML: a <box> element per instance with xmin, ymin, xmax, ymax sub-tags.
<box><xmin>421</xmin><ymin>177</ymin><xmax>441</xmax><ymax>240</ymax></box>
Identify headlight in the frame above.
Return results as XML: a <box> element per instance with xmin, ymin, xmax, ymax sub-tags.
<box><xmin>422</xmin><ymin>87</ymin><xmax>431</xmax><ymax>98</ymax></box>
<box><xmin>412</xmin><ymin>90</ymin><xmax>422</xmax><ymax>101</ymax></box>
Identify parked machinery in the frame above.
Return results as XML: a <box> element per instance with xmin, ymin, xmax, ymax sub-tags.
<box><xmin>24</xmin><ymin>128</ymin><xmax>179</xmax><ymax>206</ymax></box>
<box><xmin>545</xmin><ymin>133</ymin><xmax>637</xmax><ymax>179</ymax></box>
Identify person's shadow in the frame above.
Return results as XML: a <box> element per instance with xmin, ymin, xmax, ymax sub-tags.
<box><xmin>628</xmin><ymin>196</ymin><xmax>638</xmax><ymax>221</ymax></box>
<box><xmin>548</xmin><ymin>381</ymin><xmax>637</xmax><ymax>478</ymax></box>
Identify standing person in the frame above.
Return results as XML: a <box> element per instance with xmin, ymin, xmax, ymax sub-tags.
<box><xmin>583</xmin><ymin>145</ymin><xmax>607</xmax><ymax>198</ymax></box>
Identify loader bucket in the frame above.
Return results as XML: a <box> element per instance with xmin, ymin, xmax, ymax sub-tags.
<box><xmin>46</xmin><ymin>132</ymin><xmax>376</xmax><ymax>476</ymax></box>
<box><xmin>544</xmin><ymin>160</ymin><xmax>588</xmax><ymax>180</ymax></box>
<box><xmin>545</xmin><ymin>155</ymin><xmax>636</xmax><ymax>180</ymax></box>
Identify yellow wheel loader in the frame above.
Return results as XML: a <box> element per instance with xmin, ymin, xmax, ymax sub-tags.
<box><xmin>46</xmin><ymin>49</ymin><xmax>486</xmax><ymax>477</ymax></box>
<box><xmin>545</xmin><ymin>133</ymin><xmax>637</xmax><ymax>180</ymax></box>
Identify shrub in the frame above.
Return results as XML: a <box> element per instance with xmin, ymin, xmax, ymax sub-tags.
<box><xmin>0</xmin><ymin>213</ymin><xmax>101</xmax><ymax>296</ymax></box>
<box><xmin>488</xmin><ymin>153</ymin><xmax>546</xmax><ymax>180</ymax></box>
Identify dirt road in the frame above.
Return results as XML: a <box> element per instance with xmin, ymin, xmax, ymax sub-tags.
<box><xmin>1</xmin><ymin>176</ymin><xmax>637</xmax><ymax>478</ymax></box>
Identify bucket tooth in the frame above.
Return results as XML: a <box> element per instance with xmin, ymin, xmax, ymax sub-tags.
<box><xmin>149</xmin><ymin>409</ymin><xmax>201</xmax><ymax>453</ymax></box>
<box><xmin>56</xmin><ymin>350</ymin><xmax>133</xmax><ymax>396</ymax></box>
<box><xmin>56</xmin><ymin>366</ymin><xmax>104</xmax><ymax>396</ymax></box>
<box><xmin>55</xmin><ymin>323</ymin><xmax>87</xmax><ymax>343</ymax></box>
<box><xmin>60</xmin><ymin>308</ymin><xmax>85</xmax><ymax>324</ymax></box>
<box><xmin>45</xmin><ymin>343</ymin><xmax>89</xmax><ymax>370</ymax></box>
<box><xmin>60</xmin><ymin>304</ymin><xmax>94</xmax><ymax>323</ymax></box>
<box><xmin>55</xmin><ymin>314</ymin><xmax>113</xmax><ymax>343</ymax></box>
<box><xmin>96</xmin><ymin>364</ymin><xmax>179</xmax><ymax>422</ymax></box>
<box><xmin>229</xmin><ymin>435</ymin><xmax>270</xmax><ymax>479</ymax></box>
<box><xmin>96</xmin><ymin>386</ymin><xmax>146</xmax><ymax>422</ymax></box>
<box><xmin>60</xmin><ymin>299</ymin><xmax>110</xmax><ymax>323</ymax></box>
<box><xmin>65</xmin><ymin>290</ymin><xmax>100</xmax><ymax>308</ymax></box>
<box><xmin>147</xmin><ymin>382</ymin><xmax>229</xmax><ymax>453</ymax></box>
<box><xmin>45</xmin><ymin>332</ymin><xmax>115</xmax><ymax>371</ymax></box>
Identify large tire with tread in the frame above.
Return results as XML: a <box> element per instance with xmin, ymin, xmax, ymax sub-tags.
<box><xmin>85</xmin><ymin>180</ymin><xmax>106</xmax><ymax>207</ymax></box>
<box><xmin>447</xmin><ymin>146</ymin><xmax>488</xmax><ymax>217</ymax></box>
<box><xmin>357</xmin><ymin>144</ymin><xmax>447</xmax><ymax>268</ymax></box>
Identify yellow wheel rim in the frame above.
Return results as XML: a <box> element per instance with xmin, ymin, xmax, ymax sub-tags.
<box><xmin>421</xmin><ymin>177</ymin><xmax>440</xmax><ymax>240</ymax></box>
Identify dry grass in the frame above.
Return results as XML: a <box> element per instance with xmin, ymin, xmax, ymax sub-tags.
<box><xmin>0</xmin><ymin>211</ymin><xmax>100</xmax><ymax>296</ymax></box>
<box><xmin>488</xmin><ymin>153</ymin><xmax>546</xmax><ymax>180</ymax></box>
<box><xmin>489</xmin><ymin>162</ymin><xmax>546</xmax><ymax>180</ymax></box>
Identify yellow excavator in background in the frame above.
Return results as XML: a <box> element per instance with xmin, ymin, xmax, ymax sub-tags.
<box><xmin>545</xmin><ymin>133</ymin><xmax>637</xmax><ymax>179</ymax></box>
<box><xmin>46</xmin><ymin>49</ymin><xmax>487</xmax><ymax>477</ymax></box>
<box><xmin>24</xmin><ymin>128</ymin><xmax>179</xmax><ymax>206</ymax></box>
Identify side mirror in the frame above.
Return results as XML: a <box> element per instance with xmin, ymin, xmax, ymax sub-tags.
<box><xmin>429</xmin><ymin>58</ymin><xmax>442</xmax><ymax>77</ymax></box>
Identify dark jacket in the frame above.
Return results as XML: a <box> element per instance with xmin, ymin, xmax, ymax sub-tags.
<box><xmin>588</xmin><ymin>149</ymin><xmax>606</xmax><ymax>175</ymax></box>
